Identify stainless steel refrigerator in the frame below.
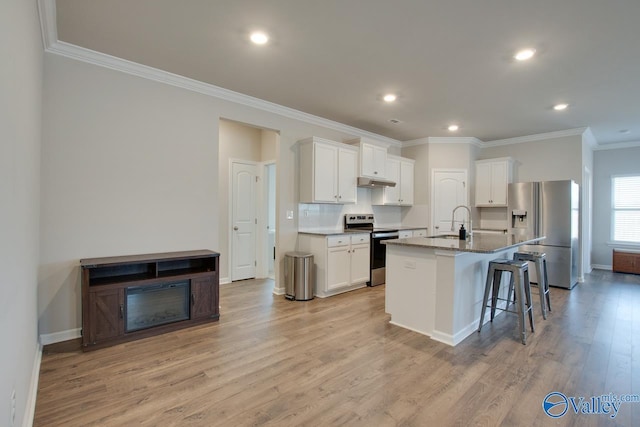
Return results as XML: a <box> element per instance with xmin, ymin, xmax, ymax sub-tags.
<box><xmin>508</xmin><ymin>180</ymin><xmax>579</xmax><ymax>289</ymax></box>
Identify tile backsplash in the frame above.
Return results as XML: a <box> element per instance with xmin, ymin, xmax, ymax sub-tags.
<box><xmin>298</xmin><ymin>188</ymin><xmax>403</xmax><ymax>230</ymax></box>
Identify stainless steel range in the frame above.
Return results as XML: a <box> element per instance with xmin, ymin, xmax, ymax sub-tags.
<box><xmin>344</xmin><ymin>214</ymin><xmax>399</xmax><ymax>286</ymax></box>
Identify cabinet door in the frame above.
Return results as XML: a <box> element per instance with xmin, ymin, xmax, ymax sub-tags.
<box><xmin>337</xmin><ymin>148</ymin><xmax>357</xmax><ymax>203</ymax></box>
<box><xmin>361</xmin><ymin>143</ymin><xmax>387</xmax><ymax>178</ymax></box>
<box><xmin>490</xmin><ymin>162</ymin><xmax>508</xmax><ymax>205</ymax></box>
<box><xmin>88</xmin><ymin>288</ymin><xmax>123</xmax><ymax>344</ymax></box>
<box><xmin>350</xmin><ymin>244</ymin><xmax>370</xmax><ymax>285</ymax></box>
<box><xmin>314</xmin><ymin>143</ymin><xmax>338</xmax><ymax>203</ymax></box>
<box><xmin>327</xmin><ymin>246</ymin><xmax>351</xmax><ymax>290</ymax></box>
<box><xmin>384</xmin><ymin>157</ymin><xmax>401</xmax><ymax>205</ymax></box>
<box><xmin>400</xmin><ymin>160</ymin><xmax>414</xmax><ymax>205</ymax></box>
<box><xmin>191</xmin><ymin>276</ymin><xmax>218</xmax><ymax>319</ymax></box>
<box><xmin>475</xmin><ymin>162</ymin><xmax>492</xmax><ymax>206</ymax></box>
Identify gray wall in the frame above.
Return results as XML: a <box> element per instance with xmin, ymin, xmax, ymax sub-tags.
<box><xmin>480</xmin><ymin>135</ymin><xmax>584</xmax><ymax>184</ymax></box>
<box><xmin>39</xmin><ymin>52</ymin><xmax>388</xmax><ymax>338</ymax></box>
<box><xmin>592</xmin><ymin>146</ymin><xmax>640</xmax><ymax>267</ymax></box>
<box><xmin>0</xmin><ymin>0</ymin><xmax>43</xmax><ymax>425</ymax></box>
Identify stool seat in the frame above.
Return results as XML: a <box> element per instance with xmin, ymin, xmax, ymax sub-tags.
<box><xmin>513</xmin><ymin>251</ymin><xmax>551</xmax><ymax>319</ymax></box>
<box><xmin>478</xmin><ymin>259</ymin><xmax>535</xmax><ymax>344</ymax></box>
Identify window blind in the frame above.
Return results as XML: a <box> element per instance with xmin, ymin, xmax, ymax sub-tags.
<box><xmin>613</xmin><ymin>175</ymin><xmax>640</xmax><ymax>243</ymax></box>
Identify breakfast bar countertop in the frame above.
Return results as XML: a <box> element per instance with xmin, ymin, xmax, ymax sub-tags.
<box><xmin>383</xmin><ymin>234</ymin><xmax>545</xmax><ymax>254</ymax></box>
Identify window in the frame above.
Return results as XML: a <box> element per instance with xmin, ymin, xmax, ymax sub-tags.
<box><xmin>612</xmin><ymin>175</ymin><xmax>640</xmax><ymax>243</ymax></box>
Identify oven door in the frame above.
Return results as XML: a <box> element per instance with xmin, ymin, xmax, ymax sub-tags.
<box><xmin>370</xmin><ymin>231</ymin><xmax>399</xmax><ymax>286</ymax></box>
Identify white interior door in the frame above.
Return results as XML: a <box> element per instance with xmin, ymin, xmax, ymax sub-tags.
<box><xmin>232</xmin><ymin>162</ymin><xmax>257</xmax><ymax>281</ymax></box>
<box><xmin>432</xmin><ymin>170</ymin><xmax>468</xmax><ymax>235</ymax></box>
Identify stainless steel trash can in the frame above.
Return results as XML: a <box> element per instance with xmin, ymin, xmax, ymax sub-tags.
<box><xmin>284</xmin><ymin>252</ymin><xmax>314</xmax><ymax>301</ymax></box>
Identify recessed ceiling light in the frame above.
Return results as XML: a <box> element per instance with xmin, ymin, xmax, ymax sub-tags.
<box><xmin>514</xmin><ymin>48</ymin><xmax>536</xmax><ymax>61</ymax></box>
<box><xmin>383</xmin><ymin>94</ymin><xmax>397</xmax><ymax>103</ymax></box>
<box><xmin>553</xmin><ymin>103</ymin><xmax>569</xmax><ymax>111</ymax></box>
<box><xmin>448</xmin><ymin>124</ymin><xmax>459</xmax><ymax>132</ymax></box>
<box><xmin>250</xmin><ymin>31</ymin><xmax>269</xmax><ymax>45</ymax></box>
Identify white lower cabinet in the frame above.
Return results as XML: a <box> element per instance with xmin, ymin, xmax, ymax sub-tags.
<box><xmin>399</xmin><ymin>229</ymin><xmax>428</xmax><ymax>239</ymax></box>
<box><xmin>399</xmin><ymin>230</ymin><xmax>413</xmax><ymax>239</ymax></box>
<box><xmin>299</xmin><ymin>233</ymin><xmax>370</xmax><ymax>297</ymax></box>
<box><xmin>412</xmin><ymin>229</ymin><xmax>428</xmax><ymax>237</ymax></box>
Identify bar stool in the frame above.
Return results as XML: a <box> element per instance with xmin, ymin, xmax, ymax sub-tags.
<box><xmin>478</xmin><ymin>259</ymin><xmax>535</xmax><ymax>345</ymax></box>
<box><xmin>512</xmin><ymin>251</ymin><xmax>551</xmax><ymax>319</ymax></box>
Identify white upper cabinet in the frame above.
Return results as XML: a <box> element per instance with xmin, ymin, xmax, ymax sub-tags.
<box><xmin>372</xmin><ymin>155</ymin><xmax>415</xmax><ymax>206</ymax></box>
<box><xmin>346</xmin><ymin>137</ymin><xmax>389</xmax><ymax>179</ymax></box>
<box><xmin>361</xmin><ymin>142</ymin><xmax>387</xmax><ymax>178</ymax></box>
<box><xmin>475</xmin><ymin>158</ymin><xmax>512</xmax><ymax>207</ymax></box>
<box><xmin>299</xmin><ymin>137</ymin><xmax>358</xmax><ymax>204</ymax></box>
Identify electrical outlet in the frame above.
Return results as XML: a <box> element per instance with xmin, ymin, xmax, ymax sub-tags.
<box><xmin>10</xmin><ymin>388</ymin><xmax>16</xmax><ymax>427</ymax></box>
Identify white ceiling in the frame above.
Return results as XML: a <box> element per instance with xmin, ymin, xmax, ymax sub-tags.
<box><xmin>54</xmin><ymin>0</ymin><xmax>640</xmax><ymax>145</ymax></box>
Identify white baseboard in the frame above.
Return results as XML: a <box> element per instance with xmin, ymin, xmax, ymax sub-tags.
<box><xmin>272</xmin><ymin>286</ymin><xmax>285</xmax><ymax>295</ymax></box>
<box><xmin>592</xmin><ymin>264</ymin><xmax>612</xmax><ymax>271</ymax></box>
<box><xmin>219</xmin><ymin>277</ymin><xmax>231</xmax><ymax>285</ymax></box>
<box><xmin>39</xmin><ymin>328</ymin><xmax>81</xmax><ymax>346</ymax></box>
<box><xmin>24</xmin><ymin>342</ymin><xmax>42</xmax><ymax>427</ymax></box>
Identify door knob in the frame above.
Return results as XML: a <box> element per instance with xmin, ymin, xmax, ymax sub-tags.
<box><xmin>233</xmin><ymin>226</ymin><xmax>239</xmax><ymax>231</ymax></box>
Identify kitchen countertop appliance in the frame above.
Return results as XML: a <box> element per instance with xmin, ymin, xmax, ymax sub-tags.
<box><xmin>508</xmin><ymin>180</ymin><xmax>579</xmax><ymax>289</ymax></box>
<box><xmin>344</xmin><ymin>214</ymin><xmax>399</xmax><ymax>286</ymax></box>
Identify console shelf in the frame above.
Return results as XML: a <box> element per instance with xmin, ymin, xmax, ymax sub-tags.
<box><xmin>81</xmin><ymin>250</ymin><xmax>220</xmax><ymax>351</ymax></box>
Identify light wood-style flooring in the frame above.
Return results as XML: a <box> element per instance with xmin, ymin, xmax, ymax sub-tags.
<box><xmin>35</xmin><ymin>270</ymin><xmax>640</xmax><ymax>426</ymax></box>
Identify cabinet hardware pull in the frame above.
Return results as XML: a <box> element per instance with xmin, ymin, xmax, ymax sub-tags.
<box><xmin>191</xmin><ymin>293</ymin><xmax>195</xmax><ymax>305</ymax></box>
<box><xmin>119</xmin><ymin>304</ymin><xmax>124</xmax><ymax>319</ymax></box>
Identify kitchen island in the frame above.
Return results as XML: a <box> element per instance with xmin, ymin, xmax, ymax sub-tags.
<box><xmin>383</xmin><ymin>234</ymin><xmax>544</xmax><ymax>346</ymax></box>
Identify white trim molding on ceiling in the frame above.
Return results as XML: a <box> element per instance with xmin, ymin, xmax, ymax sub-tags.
<box><xmin>482</xmin><ymin>127</ymin><xmax>589</xmax><ymax>148</ymax></box>
<box><xmin>39</xmin><ymin>0</ymin><xmax>640</xmax><ymax>151</ymax></box>
<box><xmin>36</xmin><ymin>0</ymin><xmax>402</xmax><ymax>148</ymax></box>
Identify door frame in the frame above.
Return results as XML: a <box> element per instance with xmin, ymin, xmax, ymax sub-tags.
<box><xmin>430</xmin><ymin>168</ymin><xmax>468</xmax><ymax>234</ymax></box>
<box><xmin>257</xmin><ymin>160</ymin><xmax>276</xmax><ymax>279</ymax></box>
<box><xmin>229</xmin><ymin>159</ymin><xmax>258</xmax><ymax>282</ymax></box>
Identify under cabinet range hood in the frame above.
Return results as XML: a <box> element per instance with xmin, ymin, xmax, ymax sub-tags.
<box><xmin>357</xmin><ymin>177</ymin><xmax>396</xmax><ymax>188</ymax></box>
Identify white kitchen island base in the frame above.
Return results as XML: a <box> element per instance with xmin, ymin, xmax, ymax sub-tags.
<box><xmin>384</xmin><ymin>235</ymin><xmax>543</xmax><ymax>346</ymax></box>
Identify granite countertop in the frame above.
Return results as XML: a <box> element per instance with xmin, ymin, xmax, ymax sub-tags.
<box><xmin>298</xmin><ymin>229</ymin><xmax>361</xmax><ymax>236</ymax></box>
<box><xmin>298</xmin><ymin>226</ymin><xmax>428</xmax><ymax>236</ymax></box>
<box><xmin>383</xmin><ymin>234</ymin><xmax>545</xmax><ymax>254</ymax></box>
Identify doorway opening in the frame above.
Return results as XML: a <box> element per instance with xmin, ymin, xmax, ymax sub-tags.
<box><xmin>219</xmin><ymin>119</ymin><xmax>279</xmax><ymax>285</ymax></box>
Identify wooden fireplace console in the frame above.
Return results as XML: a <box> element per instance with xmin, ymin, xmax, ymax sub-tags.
<box><xmin>80</xmin><ymin>250</ymin><xmax>220</xmax><ymax>351</ymax></box>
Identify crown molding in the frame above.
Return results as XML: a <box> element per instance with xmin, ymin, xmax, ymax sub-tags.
<box><xmin>582</xmin><ymin>127</ymin><xmax>598</xmax><ymax>148</ymax></box>
<box><xmin>428</xmin><ymin>137</ymin><xmax>484</xmax><ymax>147</ymax></box>
<box><xmin>593</xmin><ymin>140</ymin><xmax>640</xmax><ymax>151</ymax></box>
<box><xmin>37</xmin><ymin>0</ymin><xmax>401</xmax><ymax>148</ymax></box>
<box><xmin>37</xmin><ymin>0</ymin><xmax>57</xmax><ymax>49</ymax></box>
<box><xmin>483</xmin><ymin>127</ymin><xmax>588</xmax><ymax>147</ymax></box>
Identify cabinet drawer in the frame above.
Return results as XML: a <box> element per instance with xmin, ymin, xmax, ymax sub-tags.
<box><xmin>327</xmin><ymin>235</ymin><xmax>350</xmax><ymax>247</ymax></box>
<box><xmin>350</xmin><ymin>234</ymin><xmax>370</xmax><ymax>245</ymax></box>
<box><xmin>412</xmin><ymin>229</ymin><xmax>427</xmax><ymax>237</ymax></box>
<box><xmin>398</xmin><ymin>230</ymin><xmax>412</xmax><ymax>239</ymax></box>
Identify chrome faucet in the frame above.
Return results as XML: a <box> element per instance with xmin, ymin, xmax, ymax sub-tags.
<box><xmin>451</xmin><ymin>205</ymin><xmax>473</xmax><ymax>237</ymax></box>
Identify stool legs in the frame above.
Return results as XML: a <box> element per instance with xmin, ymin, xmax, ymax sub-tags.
<box><xmin>514</xmin><ymin>252</ymin><xmax>551</xmax><ymax>319</ymax></box>
<box><xmin>478</xmin><ymin>260</ymin><xmax>534</xmax><ymax>345</ymax></box>
<box><xmin>478</xmin><ymin>264</ymin><xmax>494</xmax><ymax>332</ymax></box>
<box><xmin>543</xmin><ymin>258</ymin><xmax>551</xmax><ymax>313</ymax></box>
<box><xmin>534</xmin><ymin>258</ymin><xmax>547</xmax><ymax>319</ymax></box>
